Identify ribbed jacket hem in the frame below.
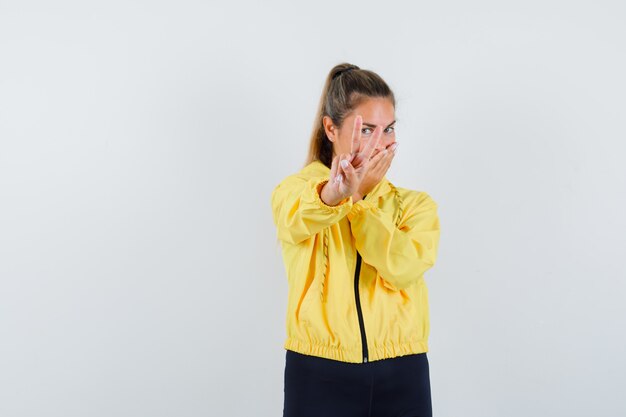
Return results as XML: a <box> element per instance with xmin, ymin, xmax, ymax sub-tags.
<box><xmin>284</xmin><ymin>337</ymin><xmax>429</xmax><ymax>364</ymax></box>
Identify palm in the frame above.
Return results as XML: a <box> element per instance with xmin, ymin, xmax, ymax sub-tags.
<box><xmin>327</xmin><ymin>115</ymin><xmax>383</xmax><ymax>202</ymax></box>
<box><xmin>347</xmin><ymin>116</ymin><xmax>382</xmax><ymax>182</ymax></box>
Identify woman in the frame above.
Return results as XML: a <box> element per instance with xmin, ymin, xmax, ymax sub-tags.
<box><xmin>271</xmin><ymin>63</ymin><xmax>441</xmax><ymax>417</ymax></box>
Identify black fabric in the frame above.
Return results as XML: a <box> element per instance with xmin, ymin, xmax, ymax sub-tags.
<box><xmin>283</xmin><ymin>349</ymin><xmax>432</xmax><ymax>417</ymax></box>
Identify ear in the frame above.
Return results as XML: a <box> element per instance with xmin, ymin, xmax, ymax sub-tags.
<box><xmin>322</xmin><ymin>116</ymin><xmax>337</xmax><ymax>142</ymax></box>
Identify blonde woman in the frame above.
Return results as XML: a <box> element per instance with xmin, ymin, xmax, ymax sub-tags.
<box><xmin>271</xmin><ymin>63</ymin><xmax>441</xmax><ymax>417</ymax></box>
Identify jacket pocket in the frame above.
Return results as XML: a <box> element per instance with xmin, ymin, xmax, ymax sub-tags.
<box><xmin>297</xmin><ymin>264</ymin><xmax>321</xmax><ymax>328</ymax></box>
<box><xmin>395</xmin><ymin>277</ymin><xmax>428</xmax><ymax>341</ymax></box>
<box><xmin>298</xmin><ymin>281</ymin><xmax>315</xmax><ymax>326</ymax></box>
<box><xmin>298</xmin><ymin>230</ymin><xmax>328</xmax><ymax>327</ymax></box>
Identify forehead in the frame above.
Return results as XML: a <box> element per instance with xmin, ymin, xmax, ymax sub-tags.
<box><xmin>347</xmin><ymin>97</ymin><xmax>395</xmax><ymax>126</ymax></box>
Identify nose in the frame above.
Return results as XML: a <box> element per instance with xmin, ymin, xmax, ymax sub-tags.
<box><xmin>375</xmin><ymin>139</ymin><xmax>386</xmax><ymax>151</ymax></box>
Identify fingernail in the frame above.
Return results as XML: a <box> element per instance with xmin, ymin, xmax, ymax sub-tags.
<box><xmin>340</xmin><ymin>159</ymin><xmax>348</xmax><ymax>168</ymax></box>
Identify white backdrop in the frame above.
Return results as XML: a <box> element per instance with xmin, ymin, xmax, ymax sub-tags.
<box><xmin>1</xmin><ymin>1</ymin><xmax>625</xmax><ymax>416</ymax></box>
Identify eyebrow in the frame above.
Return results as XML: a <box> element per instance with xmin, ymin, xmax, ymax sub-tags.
<box><xmin>362</xmin><ymin>120</ymin><xmax>396</xmax><ymax>128</ymax></box>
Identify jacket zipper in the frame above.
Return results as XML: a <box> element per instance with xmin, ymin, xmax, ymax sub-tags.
<box><xmin>354</xmin><ymin>250</ymin><xmax>369</xmax><ymax>363</ymax></box>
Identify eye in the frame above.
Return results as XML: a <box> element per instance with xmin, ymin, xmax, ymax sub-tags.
<box><xmin>385</xmin><ymin>126</ymin><xmax>395</xmax><ymax>134</ymax></box>
<box><xmin>361</xmin><ymin>128</ymin><xmax>373</xmax><ymax>135</ymax></box>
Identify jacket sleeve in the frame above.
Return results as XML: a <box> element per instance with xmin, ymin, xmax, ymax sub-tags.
<box><xmin>347</xmin><ymin>191</ymin><xmax>440</xmax><ymax>291</ymax></box>
<box><xmin>271</xmin><ymin>175</ymin><xmax>354</xmax><ymax>245</ymax></box>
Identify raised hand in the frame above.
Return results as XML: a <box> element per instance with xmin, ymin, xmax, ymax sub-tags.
<box><xmin>356</xmin><ymin>140</ymin><xmax>398</xmax><ymax>199</ymax></box>
<box><xmin>321</xmin><ymin>115</ymin><xmax>383</xmax><ymax>205</ymax></box>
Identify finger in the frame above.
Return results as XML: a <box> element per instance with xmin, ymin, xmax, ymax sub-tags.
<box><xmin>330</xmin><ymin>154</ymin><xmax>338</xmax><ymax>182</ymax></box>
<box><xmin>381</xmin><ymin>147</ymin><xmax>395</xmax><ymax>172</ymax></box>
<box><xmin>331</xmin><ymin>154</ymin><xmax>339</xmax><ymax>174</ymax></box>
<box><xmin>362</xmin><ymin>126</ymin><xmax>383</xmax><ymax>160</ymax></box>
<box><xmin>378</xmin><ymin>143</ymin><xmax>397</xmax><ymax>170</ymax></box>
<box><xmin>373</xmin><ymin>148</ymin><xmax>392</xmax><ymax>175</ymax></box>
<box><xmin>368</xmin><ymin>147</ymin><xmax>387</xmax><ymax>168</ymax></box>
<box><xmin>337</xmin><ymin>153</ymin><xmax>351</xmax><ymax>184</ymax></box>
<box><xmin>338</xmin><ymin>152</ymin><xmax>351</xmax><ymax>176</ymax></box>
<box><xmin>339</xmin><ymin>153</ymin><xmax>357</xmax><ymax>184</ymax></box>
<box><xmin>350</xmin><ymin>115</ymin><xmax>362</xmax><ymax>156</ymax></box>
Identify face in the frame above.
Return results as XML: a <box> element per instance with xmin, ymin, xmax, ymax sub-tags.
<box><xmin>323</xmin><ymin>97</ymin><xmax>396</xmax><ymax>159</ymax></box>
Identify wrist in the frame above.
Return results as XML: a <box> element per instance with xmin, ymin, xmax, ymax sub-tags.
<box><xmin>320</xmin><ymin>180</ymin><xmax>346</xmax><ymax>206</ymax></box>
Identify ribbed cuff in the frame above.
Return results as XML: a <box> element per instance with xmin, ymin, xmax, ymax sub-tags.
<box><xmin>308</xmin><ymin>178</ymin><xmax>353</xmax><ymax>212</ymax></box>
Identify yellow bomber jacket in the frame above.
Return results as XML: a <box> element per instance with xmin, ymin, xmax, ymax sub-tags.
<box><xmin>270</xmin><ymin>160</ymin><xmax>440</xmax><ymax>363</ymax></box>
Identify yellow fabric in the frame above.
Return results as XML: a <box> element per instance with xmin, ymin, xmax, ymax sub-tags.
<box><xmin>271</xmin><ymin>160</ymin><xmax>440</xmax><ymax>363</ymax></box>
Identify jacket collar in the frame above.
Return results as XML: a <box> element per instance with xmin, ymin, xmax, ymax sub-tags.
<box><xmin>302</xmin><ymin>160</ymin><xmax>393</xmax><ymax>200</ymax></box>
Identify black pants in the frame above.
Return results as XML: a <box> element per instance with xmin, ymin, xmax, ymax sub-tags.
<box><xmin>283</xmin><ymin>349</ymin><xmax>432</xmax><ymax>417</ymax></box>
